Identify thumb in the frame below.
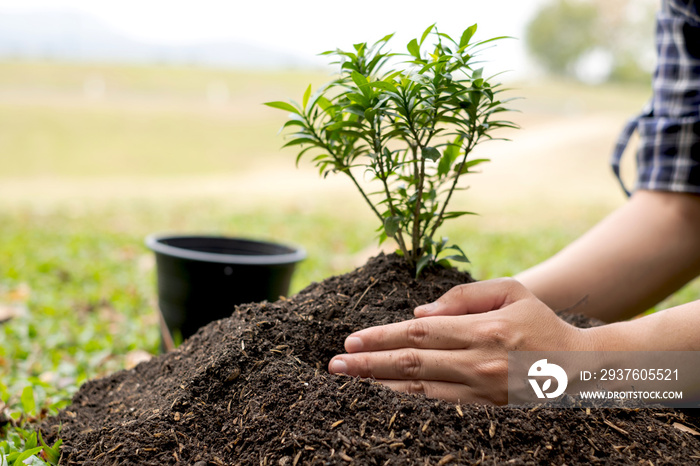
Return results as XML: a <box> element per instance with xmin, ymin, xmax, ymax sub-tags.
<box><xmin>414</xmin><ymin>278</ymin><xmax>530</xmax><ymax>317</ymax></box>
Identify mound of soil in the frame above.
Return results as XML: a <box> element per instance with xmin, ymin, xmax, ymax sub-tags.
<box><xmin>43</xmin><ymin>254</ymin><xmax>700</xmax><ymax>465</ymax></box>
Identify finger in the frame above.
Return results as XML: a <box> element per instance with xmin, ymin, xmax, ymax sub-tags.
<box><xmin>343</xmin><ymin>316</ymin><xmax>470</xmax><ymax>353</ymax></box>
<box><xmin>329</xmin><ymin>348</ymin><xmax>470</xmax><ymax>383</ymax></box>
<box><xmin>377</xmin><ymin>379</ymin><xmax>501</xmax><ymax>404</ymax></box>
<box><xmin>414</xmin><ymin>278</ymin><xmax>531</xmax><ymax>317</ymax></box>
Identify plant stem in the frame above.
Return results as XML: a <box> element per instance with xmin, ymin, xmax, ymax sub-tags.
<box><xmin>404</xmin><ymin>91</ymin><xmax>438</xmax><ymax>262</ymax></box>
<box><xmin>414</xmin><ymin>94</ymin><xmax>442</xmax><ymax>246</ymax></box>
<box><xmin>410</xmin><ymin>145</ymin><xmax>424</xmax><ymax>261</ymax></box>
<box><xmin>429</xmin><ymin>132</ymin><xmax>477</xmax><ymax>240</ymax></box>
<box><xmin>372</xmin><ymin>121</ymin><xmax>411</xmax><ymax>262</ymax></box>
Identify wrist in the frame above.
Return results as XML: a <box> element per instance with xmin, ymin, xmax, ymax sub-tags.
<box><xmin>583</xmin><ymin>321</ymin><xmax>644</xmax><ymax>352</ymax></box>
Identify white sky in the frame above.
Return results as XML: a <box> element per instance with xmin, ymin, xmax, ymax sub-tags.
<box><xmin>0</xmin><ymin>0</ymin><xmax>547</xmax><ymax>76</ymax></box>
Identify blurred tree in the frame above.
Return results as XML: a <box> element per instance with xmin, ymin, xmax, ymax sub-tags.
<box><xmin>526</xmin><ymin>0</ymin><xmax>599</xmax><ymax>77</ymax></box>
<box><xmin>526</xmin><ymin>0</ymin><xmax>657</xmax><ymax>83</ymax></box>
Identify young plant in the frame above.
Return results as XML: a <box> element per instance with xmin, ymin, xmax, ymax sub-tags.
<box><xmin>266</xmin><ymin>24</ymin><xmax>518</xmax><ymax>276</ymax></box>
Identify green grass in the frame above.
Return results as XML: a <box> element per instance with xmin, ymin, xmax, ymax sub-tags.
<box><xmin>0</xmin><ymin>60</ymin><xmax>697</xmax><ymax>463</ymax></box>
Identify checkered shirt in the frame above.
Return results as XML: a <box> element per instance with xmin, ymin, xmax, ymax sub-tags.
<box><xmin>611</xmin><ymin>0</ymin><xmax>700</xmax><ymax>196</ymax></box>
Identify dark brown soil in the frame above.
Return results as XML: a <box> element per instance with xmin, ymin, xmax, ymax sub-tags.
<box><xmin>43</xmin><ymin>254</ymin><xmax>700</xmax><ymax>465</ymax></box>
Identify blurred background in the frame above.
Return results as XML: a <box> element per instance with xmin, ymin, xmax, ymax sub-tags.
<box><xmin>2</xmin><ymin>0</ymin><xmax>698</xmax><ymax>442</ymax></box>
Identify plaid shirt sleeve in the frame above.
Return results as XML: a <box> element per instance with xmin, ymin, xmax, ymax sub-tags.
<box><xmin>611</xmin><ymin>0</ymin><xmax>700</xmax><ymax>196</ymax></box>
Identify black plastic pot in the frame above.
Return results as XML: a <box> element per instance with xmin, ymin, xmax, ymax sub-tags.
<box><xmin>146</xmin><ymin>234</ymin><xmax>306</xmax><ymax>349</ymax></box>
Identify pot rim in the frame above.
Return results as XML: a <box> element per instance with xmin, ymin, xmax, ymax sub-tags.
<box><xmin>145</xmin><ymin>234</ymin><xmax>307</xmax><ymax>266</ymax></box>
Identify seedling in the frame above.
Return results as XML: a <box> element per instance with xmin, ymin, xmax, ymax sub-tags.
<box><xmin>267</xmin><ymin>24</ymin><xmax>517</xmax><ymax>275</ymax></box>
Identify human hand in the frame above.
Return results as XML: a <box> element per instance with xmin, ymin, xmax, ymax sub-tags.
<box><xmin>328</xmin><ymin>278</ymin><xmax>593</xmax><ymax>404</ymax></box>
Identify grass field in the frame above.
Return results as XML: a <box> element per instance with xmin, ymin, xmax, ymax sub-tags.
<box><xmin>1</xmin><ymin>60</ymin><xmax>699</xmax><ymax>463</ymax></box>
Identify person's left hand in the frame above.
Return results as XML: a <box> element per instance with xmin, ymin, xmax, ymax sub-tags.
<box><xmin>328</xmin><ymin>278</ymin><xmax>593</xmax><ymax>404</ymax></box>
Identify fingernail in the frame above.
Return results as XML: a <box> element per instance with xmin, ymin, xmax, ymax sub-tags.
<box><xmin>329</xmin><ymin>358</ymin><xmax>348</xmax><ymax>374</ymax></box>
<box><xmin>345</xmin><ymin>336</ymin><xmax>363</xmax><ymax>353</ymax></box>
<box><xmin>416</xmin><ymin>301</ymin><xmax>439</xmax><ymax>314</ymax></box>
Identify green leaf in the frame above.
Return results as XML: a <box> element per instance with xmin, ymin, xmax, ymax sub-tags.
<box><xmin>324</xmin><ymin>118</ymin><xmax>362</xmax><ymax>128</ymax></box>
<box><xmin>440</xmin><ymin>244</ymin><xmax>470</xmax><ymax>263</ymax></box>
<box><xmin>407</xmin><ymin>38</ymin><xmax>420</xmax><ymax>59</ymax></box>
<box><xmin>282</xmin><ymin>137</ymin><xmax>318</xmax><ymax>149</ymax></box>
<box><xmin>20</xmin><ymin>386</ymin><xmax>35</xmax><ymax>415</ymax></box>
<box><xmin>343</xmin><ymin>105</ymin><xmax>367</xmax><ymax>117</ymax></box>
<box><xmin>264</xmin><ymin>101</ymin><xmax>300</xmax><ymax>114</ymax></box>
<box><xmin>415</xmin><ymin>254</ymin><xmax>433</xmax><ymax>278</ymax></box>
<box><xmin>419</xmin><ymin>24</ymin><xmax>436</xmax><ymax>45</ymax></box>
<box><xmin>24</xmin><ymin>432</ymin><xmax>37</xmax><ymax>450</ymax></box>
<box><xmin>441</xmin><ymin>211</ymin><xmax>477</xmax><ymax>220</ymax></box>
<box><xmin>11</xmin><ymin>447</ymin><xmax>44</xmax><ymax>465</ymax></box>
<box><xmin>422</xmin><ymin>237</ymin><xmax>435</xmax><ymax>255</ymax></box>
<box><xmin>302</xmin><ymin>84</ymin><xmax>312</xmax><ymax>110</ymax></box>
<box><xmin>383</xmin><ymin>216</ymin><xmax>401</xmax><ymax>238</ymax></box>
<box><xmin>470</xmin><ymin>94</ymin><xmax>482</xmax><ymax>107</ymax></box>
<box><xmin>350</xmin><ymin>71</ymin><xmax>371</xmax><ymax>97</ymax></box>
<box><xmin>347</xmin><ymin>92</ymin><xmax>370</xmax><ymax>107</ymax></box>
<box><xmin>418</xmin><ymin>61</ymin><xmax>441</xmax><ymax>74</ymax></box>
<box><xmin>441</xmin><ymin>252</ymin><xmax>470</xmax><ymax>264</ymax></box>
<box><xmin>436</xmin><ymin>32</ymin><xmax>456</xmax><ymax>45</ymax></box>
<box><xmin>353</xmin><ymin>42</ymin><xmax>366</xmax><ymax>53</ymax></box>
<box><xmin>437</xmin><ymin>259</ymin><xmax>452</xmax><ymax>268</ymax></box>
<box><xmin>374</xmin><ymin>33</ymin><xmax>395</xmax><ymax>45</ymax></box>
<box><xmin>442</xmin><ymin>254</ymin><xmax>470</xmax><ymax>263</ymax></box>
<box><xmin>338</xmin><ymin>129</ymin><xmax>366</xmax><ymax>139</ymax></box>
<box><xmin>38</xmin><ymin>431</ymin><xmax>61</xmax><ymax>465</ymax></box>
<box><xmin>469</xmin><ymin>36</ymin><xmax>513</xmax><ymax>49</ymax></box>
<box><xmin>370</xmin><ymin>81</ymin><xmax>397</xmax><ymax>92</ymax></box>
<box><xmin>422</xmin><ymin>146</ymin><xmax>441</xmax><ymax>161</ymax></box>
<box><xmin>455</xmin><ymin>158</ymin><xmax>490</xmax><ymax>174</ymax></box>
<box><xmin>459</xmin><ymin>24</ymin><xmax>478</xmax><ymax>48</ymax></box>
<box><xmin>282</xmin><ymin>120</ymin><xmax>306</xmax><ymax>129</ymax></box>
<box><xmin>383</xmin><ymin>70</ymin><xmax>403</xmax><ymax>81</ymax></box>
<box><xmin>295</xmin><ymin>146</ymin><xmax>316</xmax><ymax>167</ymax></box>
<box><xmin>46</xmin><ymin>441</ymin><xmax>62</xmax><ymax>464</ymax></box>
<box><xmin>437</xmin><ymin>142</ymin><xmax>461</xmax><ymax>177</ymax></box>
<box><xmin>316</xmin><ymin>96</ymin><xmax>333</xmax><ymax>112</ymax></box>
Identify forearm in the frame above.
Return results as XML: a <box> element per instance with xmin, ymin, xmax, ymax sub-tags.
<box><xmin>586</xmin><ymin>299</ymin><xmax>700</xmax><ymax>351</ymax></box>
<box><xmin>516</xmin><ymin>190</ymin><xmax>700</xmax><ymax>322</ymax></box>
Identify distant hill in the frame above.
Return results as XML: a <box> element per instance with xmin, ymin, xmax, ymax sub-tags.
<box><xmin>0</xmin><ymin>10</ymin><xmax>314</xmax><ymax>69</ymax></box>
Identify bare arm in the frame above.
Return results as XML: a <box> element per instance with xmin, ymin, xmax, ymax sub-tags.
<box><xmin>515</xmin><ymin>190</ymin><xmax>700</xmax><ymax>322</ymax></box>
<box><xmin>591</xmin><ymin>298</ymin><xmax>700</xmax><ymax>350</ymax></box>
